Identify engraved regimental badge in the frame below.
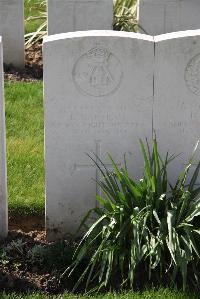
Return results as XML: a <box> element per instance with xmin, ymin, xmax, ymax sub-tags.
<box><xmin>185</xmin><ymin>53</ymin><xmax>200</xmax><ymax>96</ymax></box>
<box><xmin>73</xmin><ymin>47</ymin><xmax>122</xmax><ymax>97</ymax></box>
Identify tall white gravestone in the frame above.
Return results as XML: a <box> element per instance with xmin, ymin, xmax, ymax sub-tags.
<box><xmin>154</xmin><ymin>30</ymin><xmax>200</xmax><ymax>184</ymax></box>
<box><xmin>138</xmin><ymin>0</ymin><xmax>200</xmax><ymax>35</ymax></box>
<box><xmin>47</xmin><ymin>0</ymin><xmax>113</xmax><ymax>35</ymax></box>
<box><xmin>43</xmin><ymin>31</ymin><xmax>154</xmax><ymax>240</ymax></box>
<box><xmin>0</xmin><ymin>0</ymin><xmax>24</xmax><ymax>68</ymax></box>
<box><xmin>0</xmin><ymin>37</ymin><xmax>8</xmax><ymax>239</ymax></box>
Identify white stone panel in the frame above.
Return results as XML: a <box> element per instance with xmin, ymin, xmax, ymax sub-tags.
<box><xmin>43</xmin><ymin>31</ymin><xmax>154</xmax><ymax>240</ymax></box>
<box><xmin>0</xmin><ymin>37</ymin><xmax>8</xmax><ymax>239</ymax></box>
<box><xmin>138</xmin><ymin>0</ymin><xmax>200</xmax><ymax>36</ymax></box>
<box><xmin>0</xmin><ymin>0</ymin><xmax>24</xmax><ymax>68</ymax></box>
<box><xmin>154</xmin><ymin>30</ymin><xmax>200</xmax><ymax>185</ymax></box>
<box><xmin>47</xmin><ymin>0</ymin><xmax>113</xmax><ymax>35</ymax></box>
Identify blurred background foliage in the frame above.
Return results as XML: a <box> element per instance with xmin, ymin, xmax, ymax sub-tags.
<box><xmin>25</xmin><ymin>0</ymin><xmax>138</xmax><ymax>48</ymax></box>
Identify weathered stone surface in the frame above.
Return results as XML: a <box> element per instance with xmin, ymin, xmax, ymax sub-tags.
<box><xmin>154</xmin><ymin>30</ymin><xmax>200</xmax><ymax>185</ymax></box>
<box><xmin>47</xmin><ymin>0</ymin><xmax>113</xmax><ymax>35</ymax></box>
<box><xmin>0</xmin><ymin>0</ymin><xmax>24</xmax><ymax>68</ymax></box>
<box><xmin>43</xmin><ymin>31</ymin><xmax>154</xmax><ymax>240</ymax></box>
<box><xmin>138</xmin><ymin>0</ymin><xmax>200</xmax><ymax>35</ymax></box>
<box><xmin>0</xmin><ymin>37</ymin><xmax>8</xmax><ymax>239</ymax></box>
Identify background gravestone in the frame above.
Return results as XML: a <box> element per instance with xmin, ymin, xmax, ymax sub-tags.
<box><xmin>43</xmin><ymin>31</ymin><xmax>154</xmax><ymax>240</ymax></box>
<box><xmin>47</xmin><ymin>0</ymin><xmax>113</xmax><ymax>35</ymax></box>
<box><xmin>154</xmin><ymin>30</ymin><xmax>200</xmax><ymax>185</ymax></box>
<box><xmin>0</xmin><ymin>0</ymin><xmax>24</xmax><ymax>68</ymax></box>
<box><xmin>138</xmin><ymin>0</ymin><xmax>200</xmax><ymax>35</ymax></box>
<box><xmin>0</xmin><ymin>37</ymin><xmax>8</xmax><ymax>239</ymax></box>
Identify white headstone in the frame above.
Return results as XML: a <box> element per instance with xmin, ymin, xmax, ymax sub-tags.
<box><xmin>138</xmin><ymin>0</ymin><xmax>200</xmax><ymax>36</ymax></box>
<box><xmin>154</xmin><ymin>30</ymin><xmax>200</xmax><ymax>184</ymax></box>
<box><xmin>43</xmin><ymin>31</ymin><xmax>154</xmax><ymax>240</ymax></box>
<box><xmin>0</xmin><ymin>0</ymin><xmax>24</xmax><ymax>68</ymax></box>
<box><xmin>0</xmin><ymin>37</ymin><xmax>8</xmax><ymax>239</ymax></box>
<box><xmin>47</xmin><ymin>0</ymin><xmax>113</xmax><ymax>35</ymax></box>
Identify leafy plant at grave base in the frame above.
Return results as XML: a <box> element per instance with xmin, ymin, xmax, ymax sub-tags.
<box><xmin>27</xmin><ymin>243</ymin><xmax>73</xmax><ymax>269</ymax></box>
<box><xmin>0</xmin><ymin>239</ymin><xmax>27</xmax><ymax>269</ymax></box>
<box><xmin>4</xmin><ymin>239</ymin><xmax>26</xmax><ymax>257</ymax></box>
<box><xmin>67</xmin><ymin>138</ymin><xmax>200</xmax><ymax>293</ymax></box>
<box><xmin>0</xmin><ymin>249</ymin><xmax>10</xmax><ymax>267</ymax></box>
<box><xmin>38</xmin><ymin>242</ymin><xmax>76</xmax><ymax>272</ymax></box>
<box><xmin>24</xmin><ymin>0</ymin><xmax>138</xmax><ymax>48</ymax></box>
<box><xmin>27</xmin><ymin>244</ymin><xmax>46</xmax><ymax>266</ymax></box>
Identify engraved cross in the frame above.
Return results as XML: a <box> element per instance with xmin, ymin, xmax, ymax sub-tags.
<box><xmin>74</xmin><ymin>140</ymin><xmax>121</xmax><ymax>197</ymax></box>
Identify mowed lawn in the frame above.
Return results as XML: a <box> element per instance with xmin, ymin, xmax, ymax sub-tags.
<box><xmin>5</xmin><ymin>81</ymin><xmax>44</xmax><ymax>215</ymax></box>
<box><xmin>0</xmin><ymin>289</ymin><xmax>196</xmax><ymax>299</ymax></box>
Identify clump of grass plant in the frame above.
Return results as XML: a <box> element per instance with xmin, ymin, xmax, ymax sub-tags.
<box><xmin>25</xmin><ymin>0</ymin><xmax>46</xmax><ymax>49</ymax></box>
<box><xmin>113</xmin><ymin>0</ymin><xmax>138</xmax><ymax>32</ymax></box>
<box><xmin>68</xmin><ymin>139</ymin><xmax>200</xmax><ymax>293</ymax></box>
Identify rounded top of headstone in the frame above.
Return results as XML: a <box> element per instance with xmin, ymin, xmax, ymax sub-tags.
<box><xmin>43</xmin><ymin>30</ymin><xmax>154</xmax><ymax>44</ymax></box>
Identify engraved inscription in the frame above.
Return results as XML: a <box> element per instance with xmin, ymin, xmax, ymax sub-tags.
<box><xmin>73</xmin><ymin>47</ymin><xmax>122</xmax><ymax>97</ymax></box>
<box><xmin>185</xmin><ymin>53</ymin><xmax>200</xmax><ymax>96</ymax></box>
<box><xmin>50</xmin><ymin>105</ymin><xmax>144</xmax><ymax>135</ymax></box>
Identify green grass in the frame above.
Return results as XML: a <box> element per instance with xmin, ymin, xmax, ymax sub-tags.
<box><xmin>24</xmin><ymin>0</ymin><xmax>46</xmax><ymax>34</ymax></box>
<box><xmin>5</xmin><ymin>82</ymin><xmax>44</xmax><ymax>215</ymax></box>
<box><xmin>0</xmin><ymin>289</ymin><xmax>197</xmax><ymax>299</ymax></box>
